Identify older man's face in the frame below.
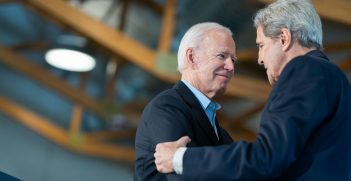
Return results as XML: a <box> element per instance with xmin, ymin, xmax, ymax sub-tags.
<box><xmin>192</xmin><ymin>30</ymin><xmax>236</xmax><ymax>98</ymax></box>
<box><xmin>256</xmin><ymin>26</ymin><xmax>286</xmax><ymax>86</ymax></box>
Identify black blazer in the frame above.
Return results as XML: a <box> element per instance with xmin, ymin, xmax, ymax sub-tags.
<box><xmin>134</xmin><ymin>81</ymin><xmax>233</xmax><ymax>180</ymax></box>
<box><xmin>182</xmin><ymin>50</ymin><xmax>351</xmax><ymax>180</ymax></box>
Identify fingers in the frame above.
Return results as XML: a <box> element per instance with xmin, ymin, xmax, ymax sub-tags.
<box><xmin>155</xmin><ymin>142</ymin><xmax>166</xmax><ymax>152</ymax></box>
<box><xmin>176</xmin><ymin>136</ymin><xmax>191</xmax><ymax>147</ymax></box>
<box><xmin>154</xmin><ymin>136</ymin><xmax>190</xmax><ymax>174</ymax></box>
<box><xmin>155</xmin><ymin>136</ymin><xmax>191</xmax><ymax>152</ymax></box>
<box><xmin>154</xmin><ymin>147</ymin><xmax>174</xmax><ymax>173</ymax></box>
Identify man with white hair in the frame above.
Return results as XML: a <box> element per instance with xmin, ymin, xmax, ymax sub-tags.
<box><xmin>154</xmin><ymin>0</ymin><xmax>351</xmax><ymax>180</ymax></box>
<box><xmin>135</xmin><ymin>22</ymin><xmax>237</xmax><ymax>180</ymax></box>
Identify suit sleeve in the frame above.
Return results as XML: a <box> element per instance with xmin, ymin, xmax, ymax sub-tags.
<box><xmin>148</xmin><ymin>95</ymin><xmax>191</xmax><ymax>143</ymax></box>
<box><xmin>135</xmin><ymin>93</ymin><xmax>191</xmax><ymax>180</ymax></box>
<box><xmin>182</xmin><ymin>59</ymin><xmax>330</xmax><ymax>180</ymax></box>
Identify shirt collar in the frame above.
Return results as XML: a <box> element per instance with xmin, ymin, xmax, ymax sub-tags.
<box><xmin>181</xmin><ymin>80</ymin><xmax>221</xmax><ymax>110</ymax></box>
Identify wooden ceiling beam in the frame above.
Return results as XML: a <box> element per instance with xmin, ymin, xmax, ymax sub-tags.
<box><xmin>85</xmin><ymin>129</ymin><xmax>136</xmax><ymax>143</ymax></box>
<box><xmin>9</xmin><ymin>41</ymin><xmax>49</xmax><ymax>51</ymax></box>
<box><xmin>0</xmin><ymin>0</ymin><xmax>19</xmax><ymax>3</ymax></box>
<box><xmin>0</xmin><ymin>96</ymin><xmax>68</xmax><ymax>145</ymax></box>
<box><xmin>22</xmin><ymin>0</ymin><xmax>158</xmax><ymax>79</ymax></box>
<box><xmin>336</xmin><ymin>57</ymin><xmax>351</xmax><ymax>71</ymax></box>
<box><xmin>137</xmin><ymin>0</ymin><xmax>164</xmax><ymax>15</ymax></box>
<box><xmin>227</xmin><ymin>75</ymin><xmax>270</xmax><ymax>102</ymax></box>
<box><xmin>0</xmin><ymin>96</ymin><xmax>135</xmax><ymax>162</ymax></box>
<box><xmin>311</xmin><ymin>0</ymin><xmax>351</xmax><ymax>26</ymax></box>
<box><xmin>0</xmin><ymin>45</ymin><xmax>107</xmax><ymax>117</ymax></box>
<box><xmin>324</xmin><ymin>42</ymin><xmax>351</xmax><ymax>53</ymax></box>
<box><xmin>21</xmin><ymin>0</ymin><xmax>271</xmax><ymax>102</ymax></box>
<box><xmin>158</xmin><ymin>0</ymin><xmax>176</xmax><ymax>52</ymax></box>
<box><xmin>236</xmin><ymin>49</ymin><xmax>257</xmax><ymax>62</ymax></box>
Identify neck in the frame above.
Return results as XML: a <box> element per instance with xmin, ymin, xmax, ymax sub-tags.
<box><xmin>277</xmin><ymin>44</ymin><xmax>317</xmax><ymax>80</ymax></box>
<box><xmin>181</xmin><ymin>73</ymin><xmax>215</xmax><ymax>99</ymax></box>
<box><xmin>286</xmin><ymin>44</ymin><xmax>316</xmax><ymax>63</ymax></box>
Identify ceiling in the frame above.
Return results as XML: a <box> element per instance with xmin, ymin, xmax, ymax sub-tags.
<box><xmin>0</xmin><ymin>0</ymin><xmax>350</xmax><ymax>163</ymax></box>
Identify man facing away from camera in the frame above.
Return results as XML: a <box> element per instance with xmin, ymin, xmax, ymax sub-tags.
<box><xmin>154</xmin><ymin>0</ymin><xmax>351</xmax><ymax>180</ymax></box>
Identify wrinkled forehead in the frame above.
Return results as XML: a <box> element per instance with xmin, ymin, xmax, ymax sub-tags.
<box><xmin>204</xmin><ymin>42</ymin><xmax>236</xmax><ymax>58</ymax></box>
<box><xmin>205</xmin><ymin>30</ymin><xmax>235</xmax><ymax>46</ymax></box>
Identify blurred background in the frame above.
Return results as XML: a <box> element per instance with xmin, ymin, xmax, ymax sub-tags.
<box><xmin>0</xmin><ymin>0</ymin><xmax>350</xmax><ymax>180</ymax></box>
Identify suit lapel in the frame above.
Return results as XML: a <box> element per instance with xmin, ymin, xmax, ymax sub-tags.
<box><xmin>214</xmin><ymin>117</ymin><xmax>226</xmax><ymax>144</ymax></box>
<box><xmin>174</xmin><ymin>81</ymin><xmax>219</xmax><ymax>145</ymax></box>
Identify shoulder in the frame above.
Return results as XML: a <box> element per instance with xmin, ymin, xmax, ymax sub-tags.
<box><xmin>142</xmin><ymin>87</ymin><xmax>190</xmax><ymax>117</ymax></box>
<box><xmin>268</xmin><ymin>51</ymin><xmax>329</xmax><ymax>101</ymax></box>
<box><xmin>278</xmin><ymin>51</ymin><xmax>334</xmax><ymax>83</ymax></box>
<box><xmin>283</xmin><ymin>50</ymin><xmax>346</xmax><ymax>84</ymax></box>
<box><xmin>148</xmin><ymin>81</ymin><xmax>196</xmax><ymax>108</ymax></box>
<box><xmin>149</xmin><ymin>88</ymin><xmax>183</xmax><ymax>106</ymax></box>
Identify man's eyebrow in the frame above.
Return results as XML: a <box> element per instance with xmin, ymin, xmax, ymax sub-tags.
<box><xmin>219</xmin><ymin>51</ymin><xmax>236</xmax><ymax>57</ymax></box>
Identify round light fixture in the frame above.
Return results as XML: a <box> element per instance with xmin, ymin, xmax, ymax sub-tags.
<box><xmin>45</xmin><ymin>35</ymin><xmax>96</xmax><ymax>72</ymax></box>
<box><xmin>45</xmin><ymin>48</ymin><xmax>96</xmax><ymax>72</ymax></box>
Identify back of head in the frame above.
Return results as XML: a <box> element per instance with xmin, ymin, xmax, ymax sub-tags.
<box><xmin>253</xmin><ymin>0</ymin><xmax>323</xmax><ymax>49</ymax></box>
<box><xmin>177</xmin><ymin>22</ymin><xmax>233</xmax><ymax>73</ymax></box>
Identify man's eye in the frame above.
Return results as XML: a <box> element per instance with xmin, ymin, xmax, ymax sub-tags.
<box><xmin>217</xmin><ymin>54</ymin><xmax>225</xmax><ymax>59</ymax></box>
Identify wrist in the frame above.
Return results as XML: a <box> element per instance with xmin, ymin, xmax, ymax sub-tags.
<box><xmin>172</xmin><ymin>147</ymin><xmax>187</xmax><ymax>174</ymax></box>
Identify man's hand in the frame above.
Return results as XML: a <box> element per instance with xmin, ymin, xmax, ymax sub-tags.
<box><xmin>154</xmin><ymin>136</ymin><xmax>191</xmax><ymax>173</ymax></box>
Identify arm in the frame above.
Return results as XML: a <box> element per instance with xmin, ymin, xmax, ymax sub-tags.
<box><xmin>154</xmin><ymin>137</ymin><xmax>190</xmax><ymax>173</ymax></box>
<box><xmin>182</xmin><ymin>59</ymin><xmax>329</xmax><ymax>180</ymax></box>
<box><xmin>135</xmin><ymin>93</ymin><xmax>191</xmax><ymax>180</ymax></box>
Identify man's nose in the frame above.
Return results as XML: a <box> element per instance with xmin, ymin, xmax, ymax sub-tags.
<box><xmin>224</xmin><ymin>58</ymin><xmax>234</xmax><ymax>71</ymax></box>
<box><xmin>258</xmin><ymin>58</ymin><xmax>264</xmax><ymax>65</ymax></box>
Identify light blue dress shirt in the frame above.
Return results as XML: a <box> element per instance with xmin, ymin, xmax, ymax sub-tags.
<box><xmin>181</xmin><ymin>80</ymin><xmax>220</xmax><ymax>135</ymax></box>
<box><xmin>173</xmin><ymin>80</ymin><xmax>222</xmax><ymax>174</ymax></box>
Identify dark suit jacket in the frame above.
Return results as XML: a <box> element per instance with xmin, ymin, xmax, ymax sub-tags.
<box><xmin>182</xmin><ymin>50</ymin><xmax>351</xmax><ymax>180</ymax></box>
<box><xmin>134</xmin><ymin>81</ymin><xmax>233</xmax><ymax>181</ymax></box>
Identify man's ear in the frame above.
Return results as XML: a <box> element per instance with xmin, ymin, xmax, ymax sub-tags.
<box><xmin>280</xmin><ymin>28</ymin><xmax>292</xmax><ymax>51</ymax></box>
<box><xmin>185</xmin><ymin>48</ymin><xmax>197</xmax><ymax>69</ymax></box>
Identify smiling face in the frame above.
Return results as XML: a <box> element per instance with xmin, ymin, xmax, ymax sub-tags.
<box><xmin>256</xmin><ymin>26</ymin><xmax>287</xmax><ymax>86</ymax></box>
<box><xmin>190</xmin><ymin>30</ymin><xmax>236</xmax><ymax>98</ymax></box>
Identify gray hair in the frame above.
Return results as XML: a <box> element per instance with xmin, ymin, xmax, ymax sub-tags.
<box><xmin>177</xmin><ymin>22</ymin><xmax>233</xmax><ymax>72</ymax></box>
<box><xmin>253</xmin><ymin>0</ymin><xmax>323</xmax><ymax>49</ymax></box>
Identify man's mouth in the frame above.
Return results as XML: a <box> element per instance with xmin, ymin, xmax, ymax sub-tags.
<box><xmin>218</xmin><ymin>74</ymin><xmax>231</xmax><ymax>80</ymax></box>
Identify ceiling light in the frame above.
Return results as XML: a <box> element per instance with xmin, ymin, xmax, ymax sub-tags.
<box><xmin>45</xmin><ymin>35</ymin><xmax>96</xmax><ymax>72</ymax></box>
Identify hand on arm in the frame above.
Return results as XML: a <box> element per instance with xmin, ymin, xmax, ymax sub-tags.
<box><xmin>154</xmin><ymin>136</ymin><xmax>191</xmax><ymax>173</ymax></box>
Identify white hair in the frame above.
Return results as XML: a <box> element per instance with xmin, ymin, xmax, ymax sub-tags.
<box><xmin>253</xmin><ymin>0</ymin><xmax>323</xmax><ymax>49</ymax></box>
<box><xmin>177</xmin><ymin>22</ymin><xmax>233</xmax><ymax>73</ymax></box>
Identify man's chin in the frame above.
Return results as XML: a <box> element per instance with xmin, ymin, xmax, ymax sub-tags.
<box><xmin>217</xmin><ymin>87</ymin><xmax>227</xmax><ymax>95</ymax></box>
<box><xmin>268</xmin><ymin>75</ymin><xmax>279</xmax><ymax>86</ymax></box>
<box><xmin>268</xmin><ymin>78</ymin><xmax>276</xmax><ymax>86</ymax></box>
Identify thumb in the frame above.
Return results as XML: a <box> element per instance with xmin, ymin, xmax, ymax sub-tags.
<box><xmin>175</xmin><ymin>136</ymin><xmax>191</xmax><ymax>147</ymax></box>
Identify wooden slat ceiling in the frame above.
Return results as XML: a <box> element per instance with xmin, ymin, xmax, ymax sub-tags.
<box><xmin>0</xmin><ymin>45</ymin><xmax>107</xmax><ymax>117</ymax></box>
<box><xmin>21</xmin><ymin>0</ymin><xmax>271</xmax><ymax>102</ymax></box>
